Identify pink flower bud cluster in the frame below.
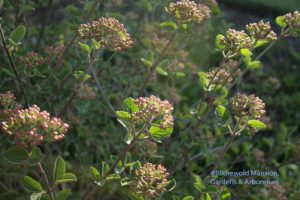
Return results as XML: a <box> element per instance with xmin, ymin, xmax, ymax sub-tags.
<box><xmin>45</xmin><ymin>45</ymin><xmax>65</xmax><ymax>57</ymax></box>
<box><xmin>284</xmin><ymin>11</ymin><xmax>300</xmax><ymax>33</ymax></box>
<box><xmin>0</xmin><ymin>92</ymin><xmax>22</xmax><ymax>122</ymax></box>
<box><xmin>78</xmin><ymin>83</ymin><xmax>96</xmax><ymax>100</ymax></box>
<box><xmin>132</xmin><ymin>95</ymin><xmax>174</xmax><ymax>129</ymax></box>
<box><xmin>78</xmin><ymin>17</ymin><xmax>133</xmax><ymax>52</ymax></box>
<box><xmin>1</xmin><ymin>105</ymin><xmax>69</xmax><ymax>148</ymax></box>
<box><xmin>230</xmin><ymin>93</ymin><xmax>266</xmax><ymax>119</ymax></box>
<box><xmin>284</xmin><ymin>11</ymin><xmax>300</xmax><ymax>29</ymax></box>
<box><xmin>219</xmin><ymin>29</ymin><xmax>253</xmax><ymax>53</ymax></box>
<box><xmin>246</xmin><ymin>20</ymin><xmax>277</xmax><ymax>41</ymax></box>
<box><xmin>166</xmin><ymin>0</ymin><xmax>211</xmax><ymax>24</ymax></box>
<box><xmin>0</xmin><ymin>91</ymin><xmax>16</xmax><ymax>108</ymax></box>
<box><xmin>19</xmin><ymin>51</ymin><xmax>45</xmax><ymax>70</ymax></box>
<box><xmin>206</xmin><ymin>68</ymin><xmax>233</xmax><ymax>85</ymax></box>
<box><xmin>132</xmin><ymin>162</ymin><xmax>170</xmax><ymax>198</ymax></box>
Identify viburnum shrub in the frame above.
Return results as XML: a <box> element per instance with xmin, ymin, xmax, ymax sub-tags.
<box><xmin>0</xmin><ymin>0</ymin><xmax>300</xmax><ymax>199</ymax></box>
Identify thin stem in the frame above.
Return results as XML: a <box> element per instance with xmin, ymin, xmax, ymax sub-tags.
<box><xmin>197</xmin><ymin>53</ymin><xmax>230</xmax><ymax>118</ymax></box>
<box><xmin>0</xmin><ymin>24</ymin><xmax>29</xmax><ymax>106</ymax></box>
<box><xmin>88</xmin><ymin>57</ymin><xmax>116</xmax><ymax>114</ymax></box>
<box><xmin>102</xmin><ymin>125</ymin><xmax>148</xmax><ymax>180</ymax></box>
<box><xmin>37</xmin><ymin>162</ymin><xmax>55</xmax><ymax>200</ymax></box>
<box><xmin>138</xmin><ymin>31</ymin><xmax>177</xmax><ymax>95</ymax></box>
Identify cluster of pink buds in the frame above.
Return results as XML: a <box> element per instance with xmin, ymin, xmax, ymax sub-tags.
<box><xmin>0</xmin><ymin>91</ymin><xmax>16</xmax><ymax>108</ymax></box>
<box><xmin>78</xmin><ymin>17</ymin><xmax>133</xmax><ymax>52</ymax></box>
<box><xmin>219</xmin><ymin>29</ymin><xmax>253</xmax><ymax>54</ymax></box>
<box><xmin>0</xmin><ymin>105</ymin><xmax>69</xmax><ymax>148</ymax></box>
<box><xmin>284</xmin><ymin>11</ymin><xmax>300</xmax><ymax>35</ymax></box>
<box><xmin>45</xmin><ymin>45</ymin><xmax>65</xmax><ymax>57</ymax></box>
<box><xmin>246</xmin><ymin>20</ymin><xmax>277</xmax><ymax>42</ymax></box>
<box><xmin>132</xmin><ymin>95</ymin><xmax>174</xmax><ymax>129</ymax></box>
<box><xmin>19</xmin><ymin>51</ymin><xmax>45</xmax><ymax>70</ymax></box>
<box><xmin>206</xmin><ymin>68</ymin><xmax>233</xmax><ymax>85</ymax></box>
<box><xmin>0</xmin><ymin>91</ymin><xmax>22</xmax><ymax>122</ymax></box>
<box><xmin>166</xmin><ymin>0</ymin><xmax>211</xmax><ymax>24</ymax></box>
<box><xmin>229</xmin><ymin>93</ymin><xmax>266</xmax><ymax>119</ymax></box>
<box><xmin>132</xmin><ymin>162</ymin><xmax>170</xmax><ymax>198</ymax></box>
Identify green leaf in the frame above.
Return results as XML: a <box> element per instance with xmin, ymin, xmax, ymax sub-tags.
<box><xmin>206</xmin><ymin>185</ymin><xmax>218</xmax><ymax>193</ymax></box>
<box><xmin>198</xmin><ymin>72</ymin><xmax>209</xmax><ymax>91</ymax></box>
<box><xmin>215</xmin><ymin>34</ymin><xmax>226</xmax><ymax>50</ymax></box>
<box><xmin>30</xmin><ymin>192</ymin><xmax>46</xmax><ymax>200</ymax></box>
<box><xmin>156</xmin><ymin>67</ymin><xmax>168</xmax><ymax>76</ymax></box>
<box><xmin>160</xmin><ymin>21</ymin><xmax>177</xmax><ymax>30</ymax></box>
<box><xmin>183</xmin><ymin>196</ymin><xmax>195</xmax><ymax>200</ymax></box>
<box><xmin>124</xmin><ymin>132</ymin><xmax>134</xmax><ymax>145</ymax></box>
<box><xmin>120</xmin><ymin>177</ymin><xmax>133</xmax><ymax>186</ymax></box>
<box><xmin>247</xmin><ymin>61</ymin><xmax>262</xmax><ymax>69</ymax></box>
<box><xmin>193</xmin><ymin>174</ymin><xmax>205</xmax><ymax>192</ymax></box>
<box><xmin>90</xmin><ymin>166</ymin><xmax>101</xmax><ymax>182</ymax></box>
<box><xmin>20</xmin><ymin>176</ymin><xmax>43</xmax><ymax>192</ymax></box>
<box><xmin>10</xmin><ymin>25</ymin><xmax>26</xmax><ymax>42</ymax></box>
<box><xmin>247</xmin><ymin>120</ymin><xmax>266</xmax><ymax>129</ymax></box>
<box><xmin>106</xmin><ymin>174</ymin><xmax>121</xmax><ymax>180</ymax></box>
<box><xmin>3</xmin><ymin>146</ymin><xmax>28</xmax><ymax>164</ymax></box>
<box><xmin>276</xmin><ymin>16</ymin><xmax>287</xmax><ymax>28</ymax></box>
<box><xmin>53</xmin><ymin>156</ymin><xmax>66</xmax><ymax>182</ymax></box>
<box><xmin>101</xmin><ymin>161</ymin><xmax>110</xmax><ymax>178</ymax></box>
<box><xmin>91</xmin><ymin>39</ymin><xmax>101</xmax><ymax>50</ymax></box>
<box><xmin>166</xmin><ymin>179</ymin><xmax>176</xmax><ymax>191</ymax></box>
<box><xmin>115</xmin><ymin>160</ymin><xmax>124</xmax><ymax>175</ymax></box>
<box><xmin>141</xmin><ymin>58</ymin><xmax>152</xmax><ymax>68</ymax></box>
<box><xmin>215</xmin><ymin>105</ymin><xmax>229</xmax><ymax>124</ymax></box>
<box><xmin>56</xmin><ymin>189</ymin><xmax>71</xmax><ymax>200</ymax></box>
<box><xmin>240</xmin><ymin>48</ymin><xmax>252</xmax><ymax>57</ymax></box>
<box><xmin>219</xmin><ymin>188</ymin><xmax>231</xmax><ymax>200</ymax></box>
<box><xmin>56</xmin><ymin>173</ymin><xmax>77</xmax><ymax>184</ymax></box>
<box><xmin>116</xmin><ymin>111</ymin><xmax>131</xmax><ymax>120</ymax></box>
<box><xmin>122</xmin><ymin>97</ymin><xmax>139</xmax><ymax>113</ymax></box>
<box><xmin>201</xmin><ymin>193</ymin><xmax>211</xmax><ymax>200</ymax></box>
<box><xmin>27</xmin><ymin>147</ymin><xmax>45</xmax><ymax>166</ymax></box>
<box><xmin>254</xmin><ymin>39</ymin><xmax>269</xmax><ymax>48</ymax></box>
<box><xmin>78</xmin><ymin>42</ymin><xmax>91</xmax><ymax>53</ymax></box>
<box><xmin>157</xmin><ymin>59</ymin><xmax>169</xmax><ymax>69</ymax></box>
<box><xmin>73</xmin><ymin>70</ymin><xmax>91</xmax><ymax>82</ymax></box>
<box><xmin>149</xmin><ymin>125</ymin><xmax>173</xmax><ymax>140</ymax></box>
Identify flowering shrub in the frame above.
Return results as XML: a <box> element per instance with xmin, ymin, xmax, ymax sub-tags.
<box><xmin>0</xmin><ymin>0</ymin><xmax>300</xmax><ymax>199</ymax></box>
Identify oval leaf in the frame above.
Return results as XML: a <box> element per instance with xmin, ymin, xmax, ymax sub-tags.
<box><xmin>3</xmin><ymin>146</ymin><xmax>28</xmax><ymax>164</ymax></box>
<box><xmin>20</xmin><ymin>176</ymin><xmax>43</xmax><ymax>192</ymax></box>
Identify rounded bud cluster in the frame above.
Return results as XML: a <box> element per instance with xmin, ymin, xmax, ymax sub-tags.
<box><xmin>0</xmin><ymin>92</ymin><xmax>22</xmax><ymax>122</ymax></box>
<box><xmin>229</xmin><ymin>93</ymin><xmax>266</xmax><ymax>119</ymax></box>
<box><xmin>206</xmin><ymin>68</ymin><xmax>233</xmax><ymax>85</ymax></box>
<box><xmin>45</xmin><ymin>45</ymin><xmax>65</xmax><ymax>57</ymax></box>
<box><xmin>166</xmin><ymin>0</ymin><xmax>211</xmax><ymax>24</ymax></box>
<box><xmin>19</xmin><ymin>51</ymin><xmax>45</xmax><ymax>70</ymax></box>
<box><xmin>284</xmin><ymin>11</ymin><xmax>300</xmax><ymax>34</ymax></box>
<box><xmin>132</xmin><ymin>162</ymin><xmax>170</xmax><ymax>198</ymax></box>
<box><xmin>246</xmin><ymin>20</ymin><xmax>277</xmax><ymax>42</ymax></box>
<box><xmin>79</xmin><ymin>84</ymin><xmax>96</xmax><ymax>100</ymax></box>
<box><xmin>132</xmin><ymin>95</ymin><xmax>174</xmax><ymax>129</ymax></box>
<box><xmin>220</xmin><ymin>29</ymin><xmax>253</xmax><ymax>53</ymax></box>
<box><xmin>0</xmin><ymin>105</ymin><xmax>69</xmax><ymax>148</ymax></box>
<box><xmin>78</xmin><ymin>17</ymin><xmax>133</xmax><ymax>52</ymax></box>
<box><xmin>0</xmin><ymin>91</ymin><xmax>16</xmax><ymax>108</ymax></box>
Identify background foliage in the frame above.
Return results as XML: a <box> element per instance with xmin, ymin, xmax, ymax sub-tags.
<box><xmin>0</xmin><ymin>0</ymin><xmax>299</xmax><ymax>199</ymax></box>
